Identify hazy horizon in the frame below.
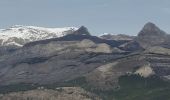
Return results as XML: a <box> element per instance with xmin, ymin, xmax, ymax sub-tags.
<box><xmin>0</xmin><ymin>0</ymin><xmax>170</xmax><ymax>35</ymax></box>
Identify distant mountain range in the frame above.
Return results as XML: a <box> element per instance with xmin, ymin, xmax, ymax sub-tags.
<box><xmin>0</xmin><ymin>25</ymin><xmax>78</xmax><ymax>47</ymax></box>
<box><xmin>1</xmin><ymin>22</ymin><xmax>170</xmax><ymax>100</ymax></box>
<box><xmin>100</xmin><ymin>33</ymin><xmax>135</xmax><ymax>41</ymax></box>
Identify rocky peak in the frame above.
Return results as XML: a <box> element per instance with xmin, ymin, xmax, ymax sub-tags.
<box><xmin>137</xmin><ymin>22</ymin><xmax>168</xmax><ymax>48</ymax></box>
<box><xmin>74</xmin><ymin>26</ymin><xmax>91</xmax><ymax>35</ymax></box>
<box><xmin>143</xmin><ymin>22</ymin><xmax>159</xmax><ymax>31</ymax></box>
<box><xmin>138</xmin><ymin>22</ymin><xmax>166</xmax><ymax>37</ymax></box>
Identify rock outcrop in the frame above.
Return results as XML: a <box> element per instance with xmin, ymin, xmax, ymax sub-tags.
<box><xmin>137</xmin><ymin>22</ymin><xmax>168</xmax><ymax>48</ymax></box>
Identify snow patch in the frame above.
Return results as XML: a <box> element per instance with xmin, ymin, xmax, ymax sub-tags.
<box><xmin>0</xmin><ymin>25</ymin><xmax>78</xmax><ymax>46</ymax></box>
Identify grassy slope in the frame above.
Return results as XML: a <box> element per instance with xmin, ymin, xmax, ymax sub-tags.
<box><xmin>113</xmin><ymin>75</ymin><xmax>170</xmax><ymax>100</ymax></box>
<box><xmin>0</xmin><ymin>75</ymin><xmax>170</xmax><ymax>100</ymax></box>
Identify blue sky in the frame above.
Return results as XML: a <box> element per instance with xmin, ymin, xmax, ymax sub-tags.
<box><xmin>0</xmin><ymin>0</ymin><xmax>170</xmax><ymax>35</ymax></box>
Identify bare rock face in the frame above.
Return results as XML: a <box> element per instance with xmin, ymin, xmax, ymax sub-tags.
<box><xmin>137</xmin><ymin>22</ymin><xmax>168</xmax><ymax>48</ymax></box>
<box><xmin>73</xmin><ymin>26</ymin><xmax>91</xmax><ymax>36</ymax></box>
<box><xmin>76</xmin><ymin>39</ymin><xmax>113</xmax><ymax>53</ymax></box>
<box><xmin>86</xmin><ymin>62</ymin><xmax>120</xmax><ymax>90</ymax></box>
<box><xmin>88</xmin><ymin>43</ymin><xmax>113</xmax><ymax>53</ymax></box>
<box><xmin>86</xmin><ymin>55</ymin><xmax>148</xmax><ymax>90</ymax></box>
<box><xmin>135</xmin><ymin>64</ymin><xmax>155</xmax><ymax>78</ymax></box>
<box><xmin>119</xmin><ymin>41</ymin><xmax>144</xmax><ymax>52</ymax></box>
<box><xmin>77</xmin><ymin>39</ymin><xmax>96</xmax><ymax>48</ymax></box>
<box><xmin>145</xmin><ymin>46</ymin><xmax>170</xmax><ymax>55</ymax></box>
<box><xmin>0</xmin><ymin>87</ymin><xmax>101</xmax><ymax>100</ymax></box>
<box><xmin>0</xmin><ymin>38</ymin><xmax>122</xmax><ymax>86</ymax></box>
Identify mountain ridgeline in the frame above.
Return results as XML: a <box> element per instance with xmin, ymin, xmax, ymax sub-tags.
<box><xmin>24</xmin><ymin>26</ymin><xmax>127</xmax><ymax>48</ymax></box>
<box><xmin>0</xmin><ymin>22</ymin><xmax>170</xmax><ymax>100</ymax></box>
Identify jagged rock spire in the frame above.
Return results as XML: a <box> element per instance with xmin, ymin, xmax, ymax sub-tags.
<box><xmin>138</xmin><ymin>22</ymin><xmax>166</xmax><ymax>37</ymax></box>
<box><xmin>143</xmin><ymin>22</ymin><xmax>159</xmax><ymax>31</ymax></box>
<box><xmin>137</xmin><ymin>22</ymin><xmax>168</xmax><ymax>48</ymax></box>
<box><xmin>74</xmin><ymin>26</ymin><xmax>91</xmax><ymax>35</ymax></box>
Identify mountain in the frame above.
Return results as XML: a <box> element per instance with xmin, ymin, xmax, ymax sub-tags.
<box><xmin>0</xmin><ymin>25</ymin><xmax>78</xmax><ymax>56</ymax></box>
<box><xmin>0</xmin><ymin>22</ymin><xmax>168</xmax><ymax>86</ymax></box>
<box><xmin>24</xmin><ymin>26</ymin><xmax>127</xmax><ymax>48</ymax></box>
<box><xmin>1</xmin><ymin>22</ymin><xmax>170</xmax><ymax>100</ymax></box>
<box><xmin>0</xmin><ymin>25</ymin><xmax>78</xmax><ymax>47</ymax></box>
<box><xmin>100</xmin><ymin>33</ymin><xmax>135</xmax><ymax>41</ymax></box>
<box><xmin>137</xmin><ymin>22</ymin><xmax>169</xmax><ymax>48</ymax></box>
<box><xmin>0</xmin><ymin>29</ymin><xmax>127</xmax><ymax>86</ymax></box>
<box><xmin>0</xmin><ymin>25</ymin><xmax>128</xmax><ymax>56</ymax></box>
<box><xmin>119</xmin><ymin>22</ymin><xmax>170</xmax><ymax>52</ymax></box>
<box><xmin>73</xmin><ymin>26</ymin><xmax>91</xmax><ymax>35</ymax></box>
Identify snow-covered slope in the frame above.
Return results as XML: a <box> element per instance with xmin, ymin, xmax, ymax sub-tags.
<box><xmin>100</xmin><ymin>33</ymin><xmax>135</xmax><ymax>41</ymax></box>
<box><xmin>0</xmin><ymin>25</ymin><xmax>78</xmax><ymax>47</ymax></box>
